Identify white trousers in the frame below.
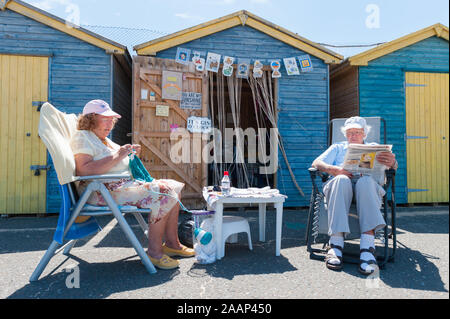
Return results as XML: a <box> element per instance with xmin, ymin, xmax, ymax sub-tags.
<box><xmin>323</xmin><ymin>175</ymin><xmax>387</xmax><ymax>236</ymax></box>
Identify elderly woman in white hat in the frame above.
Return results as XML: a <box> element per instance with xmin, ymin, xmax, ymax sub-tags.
<box><xmin>312</xmin><ymin>116</ymin><xmax>397</xmax><ymax>275</ymax></box>
<box><xmin>70</xmin><ymin>100</ymin><xmax>195</xmax><ymax>270</ymax></box>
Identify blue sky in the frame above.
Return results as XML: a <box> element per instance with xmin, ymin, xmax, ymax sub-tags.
<box><xmin>25</xmin><ymin>0</ymin><xmax>449</xmax><ymax>57</ymax></box>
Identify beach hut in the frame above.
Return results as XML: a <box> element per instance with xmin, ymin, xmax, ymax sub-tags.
<box><xmin>133</xmin><ymin>10</ymin><xmax>343</xmax><ymax>207</ymax></box>
<box><xmin>0</xmin><ymin>0</ymin><xmax>132</xmax><ymax>214</ymax></box>
<box><xmin>330</xmin><ymin>24</ymin><xmax>449</xmax><ymax>204</ymax></box>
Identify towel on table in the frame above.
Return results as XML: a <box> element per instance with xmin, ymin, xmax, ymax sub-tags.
<box><xmin>202</xmin><ymin>186</ymin><xmax>287</xmax><ymax>210</ymax></box>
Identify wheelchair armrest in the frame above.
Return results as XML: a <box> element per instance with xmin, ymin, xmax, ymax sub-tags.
<box><xmin>75</xmin><ymin>174</ymin><xmax>132</xmax><ymax>181</ymax></box>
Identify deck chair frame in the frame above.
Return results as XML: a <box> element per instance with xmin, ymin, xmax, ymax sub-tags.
<box><xmin>30</xmin><ymin>174</ymin><xmax>157</xmax><ymax>282</ymax></box>
<box><xmin>305</xmin><ymin>117</ymin><xmax>397</xmax><ymax>269</ymax></box>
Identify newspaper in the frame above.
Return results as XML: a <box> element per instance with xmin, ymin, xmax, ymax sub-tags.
<box><xmin>342</xmin><ymin>144</ymin><xmax>393</xmax><ymax>184</ymax></box>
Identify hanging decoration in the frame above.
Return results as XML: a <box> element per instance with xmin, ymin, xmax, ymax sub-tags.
<box><xmin>298</xmin><ymin>55</ymin><xmax>314</xmax><ymax>72</ymax></box>
<box><xmin>222</xmin><ymin>56</ymin><xmax>235</xmax><ymax>77</ymax></box>
<box><xmin>175</xmin><ymin>47</ymin><xmax>191</xmax><ymax>65</ymax></box>
<box><xmin>253</xmin><ymin>60</ymin><xmax>264</xmax><ymax>78</ymax></box>
<box><xmin>283</xmin><ymin>57</ymin><xmax>300</xmax><ymax>75</ymax></box>
<box><xmin>206</xmin><ymin>52</ymin><xmax>221</xmax><ymax>73</ymax></box>
<box><xmin>192</xmin><ymin>50</ymin><xmax>206</xmax><ymax>71</ymax></box>
<box><xmin>247</xmin><ymin>70</ymin><xmax>305</xmax><ymax>197</ymax></box>
<box><xmin>270</xmin><ymin>60</ymin><xmax>282</xmax><ymax>78</ymax></box>
<box><xmin>236</xmin><ymin>58</ymin><xmax>250</xmax><ymax>79</ymax></box>
<box><xmin>173</xmin><ymin>46</ymin><xmax>317</xmax><ymax>78</ymax></box>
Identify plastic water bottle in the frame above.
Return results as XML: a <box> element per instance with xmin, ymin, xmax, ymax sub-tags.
<box><xmin>221</xmin><ymin>171</ymin><xmax>231</xmax><ymax>196</ymax></box>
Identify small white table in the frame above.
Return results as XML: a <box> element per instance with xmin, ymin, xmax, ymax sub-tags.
<box><xmin>207</xmin><ymin>195</ymin><xmax>286</xmax><ymax>260</ymax></box>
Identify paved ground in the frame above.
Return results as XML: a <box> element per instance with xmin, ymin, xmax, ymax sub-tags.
<box><xmin>0</xmin><ymin>206</ymin><xmax>448</xmax><ymax>300</ymax></box>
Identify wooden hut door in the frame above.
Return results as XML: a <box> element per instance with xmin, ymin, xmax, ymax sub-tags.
<box><xmin>405</xmin><ymin>72</ymin><xmax>449</xmax><ymax>203</ymax></box>
<box><xmin>0</xmin><ymin>54</ymin><xmax>48</xmax><ymax>214</ymax></box>
<box><xmin>133</xmin><ymin>57</ymin><xmax>208</xmax><ymax>206</ymax></box>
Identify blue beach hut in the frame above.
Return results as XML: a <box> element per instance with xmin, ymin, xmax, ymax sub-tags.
<box><xmin>330</xmin><ymin>24</ymin><xmax>449</xmax><ymax>204</ymax></box>
<box><xmin>133</xmin><ymin>10</ymin><xmax>344</xmax><ymax>207</ymax></box>
<box><xmin>0</xmin><ymin>0</ymin><xmax>132</xmax><ymax>214</ymax></box>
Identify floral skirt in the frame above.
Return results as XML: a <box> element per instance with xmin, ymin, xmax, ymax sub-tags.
<box><xmin>77</xmin><ymin>179</ymin><xmax>185</xmax><ymax>224</ymax></box>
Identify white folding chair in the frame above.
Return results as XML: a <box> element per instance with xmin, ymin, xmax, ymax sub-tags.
<box><xmin>30</xmin><ymin>103</ymin><xmax>156</xmax><ymax>282</ymax></box>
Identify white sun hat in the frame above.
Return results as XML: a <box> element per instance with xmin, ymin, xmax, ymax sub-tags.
<box><xmin>340</xmin><ymin>116</ymin><xmax>371</xmax><ymax>137</ymax></box>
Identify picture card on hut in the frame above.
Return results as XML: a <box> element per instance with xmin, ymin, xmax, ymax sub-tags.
<box><xmin>156</xmin><ymin>105</ymin><xmax>169</xmax><ymax>117</ymax></box>
<box><xmin>187</xmin><ymin>116</ymin><xmax>212</xmax><ymax>133</ymax></box>
<box><xmin>270</xmin><ymin>60</ymin><xmax>282</xmax><ymax>78</ymax></box>
<box><xmin>195</xmin><ymin>58</ymin><xmax>205</xmax><ymax>71</ymax></box>
<box><xmin>223</xmin><ymin>56</ymin><xmax>235</xmax><ymax>66</ymax></box>
<box><xmin>253</xmin><ymin>68</ymin><xmax>263</xmax><ymax>78</ymax></box>
<box><xmin>192</xmin><ymin>51</ymin><xmax>206</xmax><ymax>71</ymax></box>
<box><xmin>222</xmin><ymin>56</ymin><xmax>235</xmax><ymax>77</ymax></box>
<box><xmin>175</xmin><ymin>47</ymin><xmax>191</xmax><ymax>65</ymax></box>
<box><xmin>283</xmin><ymin>57</ymin><xmax>300</xmax><ymax>75</ymax></box>
<box><xmin>180</xmin><ymin>92</ymin><xmax>202</xmax><ymax>109</ymax></box>
<box><xmin>236</xmin><ymin>58</ymin><xmax>250</xmax><ymax>79</ymax></box>
<box><xmin>222</xmin><ymin>65</ymin><xmax>234</xmax><ymax>77</ymax></box>
<box><xmin>162</xmin><ymin>71</ymin><xmax>182</xmax><ymax>100</ymax></box>
<box><xmin>254</xmin><ymin>60</ymin><xmax>263</xmax><ymax>69</ymax></box>
<box><xmin>222</xmin><ymin>56</ymin><xmax>234</xmax><ymax>76</ymax></box>
<box><xmin>141</xmin><ymin>89</ymin><xmax>148</xmax><ymax>100</ymax></box>
<box><xmin>253</xmin><ymin>60</ymin><xmax>264</xmax><ymax>78</ymax></box>
<box><xmin>192</xmin><ymin>50</ymin><xmax>201</xmax><ymax>61</ymax></box>
<box><xmin>206</xmin><ymin>52</ymin><xmax>221</xmax><ymax>73</ymax></box>
<box><xmin>298</xmin><ymin>55</ymin><xmax>314</xmax><ymax>72</ymax></box>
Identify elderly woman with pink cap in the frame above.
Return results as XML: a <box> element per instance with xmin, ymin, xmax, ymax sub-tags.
<box><xmin>312</xmin><ymin>116</ymin><xmax>397</xmax><ymax>275</ymax></box>
<box><xmin>70</xmin><ymin>100</ymin><xmax>194</xmax><ymax>270</ymax></box>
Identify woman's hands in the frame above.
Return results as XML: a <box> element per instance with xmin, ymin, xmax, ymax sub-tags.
<box><xmin>74</xmin><ymin>144</ymin><xmax>143</xmax><ymax>176</ymax></box>
<box><xmin>118</xmin><ymin>144</ymin><xmax>142</xmax><ymax>159</ymax></box>
<box><xmin>131</xmin><ymin>144</ymin><xmax>141</xmax><ymax>156</ymax></box>
<box><xmin>118</xmin><ymin>144</ymin><xmax>132</xmax><ymax>159</ymax></box>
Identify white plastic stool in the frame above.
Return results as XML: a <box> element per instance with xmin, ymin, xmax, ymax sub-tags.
<box><xmin>221</xmin><ymin>216</ymin><xmax>252</xmax><ymax>256</ymax></box>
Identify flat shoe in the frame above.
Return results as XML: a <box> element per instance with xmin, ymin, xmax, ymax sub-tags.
<box><xmin>148</xmin><ymin>254</ymin><xmax>180</xmax><ymax>270</ymax></box>
<box><xmin>162</xmin><ymin>243</ymin><xmax>195</xmax><ymax>257</ymax></box>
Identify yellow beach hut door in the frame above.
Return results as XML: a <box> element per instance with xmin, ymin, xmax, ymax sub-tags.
<box><xmin>405</xmin><ymin>72</ymin><xmax>449</xmax><ymax>203</ymax></box>
<box><xmin>0</xmin><ymin>54</ymin><xmax>48</xmax><ymax>214</ymax></box>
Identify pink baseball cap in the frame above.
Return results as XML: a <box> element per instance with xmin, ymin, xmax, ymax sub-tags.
<box><xmin>83</xmin><ymin>100</ymin><xmax>121</xmax><ymax>118</ymax></box>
